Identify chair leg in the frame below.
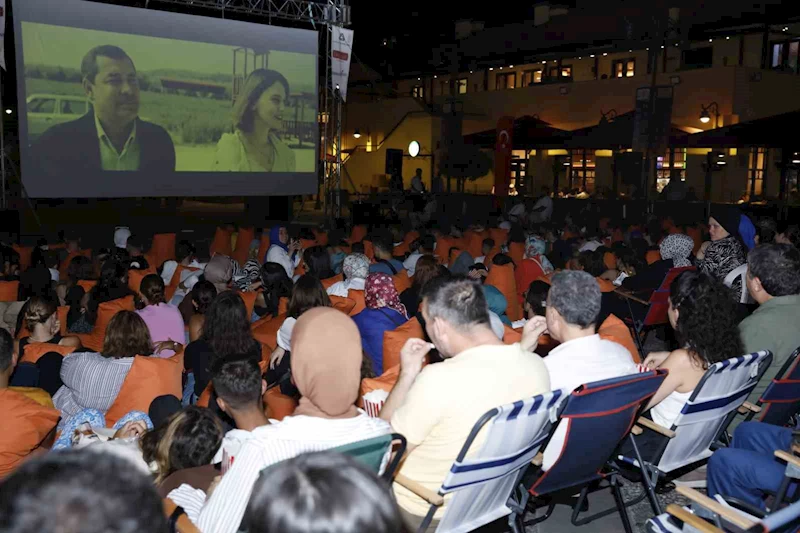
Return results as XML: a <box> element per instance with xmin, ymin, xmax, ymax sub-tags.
<box><xmin>611</xmin><ymin>474</ymin><xmax>634</xmax><ymax>533</ymax></box>
<box><xmin>628</xmin><ymin>434</ymin><xmax>664</xmax><ymax>515</ymax></box>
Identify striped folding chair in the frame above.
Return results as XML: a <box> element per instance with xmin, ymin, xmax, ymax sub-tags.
<box><xmin>524</xmin><ymin>370</ymin><xmax>668</xmax><ymax>533</ymax></box>
<box><xmin>749</xmin><ymin>346</ymin><xmax>800</xmax><ymax>427</ymax></box>
<box><xmin>618</xmin><ymin>351</ymin><xmax>773</xmax><ymax>516</ymax></box>
<box><xmin>395</xmin><ymin>390</ymin><xmax>564</xmax><ymax>533</ymax></box>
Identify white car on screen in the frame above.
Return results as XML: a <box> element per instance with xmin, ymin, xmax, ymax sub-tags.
<box><xmin>25</xmin><ymin>94</ymin><xmax>90</xmax><ymax>140</ymax></box>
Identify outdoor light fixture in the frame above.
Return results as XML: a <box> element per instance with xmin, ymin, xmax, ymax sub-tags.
<box><xmin>709</xmin><ymin>39</ymin><xmax>713</xmax><ymax>42</ymax></box>
<box><xmin>699</xmin><ymin>102</ymin><xmax>721</xmax><ymax>128</ymax></box>
<box><xmin>489</xmin><ymin>67</ymin><xmax>494</xmax><ymax>71</ymax></box>
<box><xmin>4</xmin><ymin>109</ymin><xmax>10</xmax><ymax>115</ymax></box>
<box><xmin>590</xmin><ymin>54</ymin><xmax>595</xmax><ymax>58</ymax></box>
<box><xmin>509</xmin><ymin>65</ymin><xmax>514</xmax><ymax>68</ymax></box>
<box><xmin>353</xmin><ymin>129</ymin><xmax>361</xmax><ymax>139</ymax></box>
<box><xmin>603</xmin><ymin>52</ymin><xmax>608</xmax><ymax>56</ymax></box>
<box><xmin>408</xmin><ymin>140</ymin><xmax>420</xmax><ymax>158</ymax></box>
<box><xmin>726</xmin><ymin>36</ymin><xmax>730</xmax><ymax>40</ymax></box>
<box><xmin>792</xmin><ymin>152</ymin><xmax>800</xmax><ymax>164</ymax></box>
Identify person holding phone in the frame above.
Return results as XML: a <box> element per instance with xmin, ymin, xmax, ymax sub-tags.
<box><xmin>265</xmin><ymin>226</ymin><xmax>302</xmax><ymax>278</ymax></box>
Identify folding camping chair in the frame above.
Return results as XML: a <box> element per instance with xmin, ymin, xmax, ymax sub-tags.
<box><xmin>332</xmin><ymin>432</ymin><xmax>407</xmax><ymax>481</ymax></box>
<box><xmin>743</xmin><ymin>346</ymin><xmax>800</xmax><ymax>428</ymax></box>
<box><xmin>523</xmin><ymin>370</ymin><xmax>668</xmax><ymax>533</ymax></box>
<box><xmin>616</xmin><ymin>266</ymin><xmax>695</xmax><ymax>358</ymax></box>
<box><xmin>617</xmin><ymin>351</ymin><xmax>773</xmax><ymax>516</ymax></box>
<box><xmin>394</xmin><ymin>390</ymin><xmax>565</xmax><ymax>533</ymax></box>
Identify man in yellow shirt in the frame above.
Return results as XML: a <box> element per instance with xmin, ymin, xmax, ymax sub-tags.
<box><xmin>381</xmin><ymin>277</ymin><xmax>551</xmax><ymax>530</ymax></box>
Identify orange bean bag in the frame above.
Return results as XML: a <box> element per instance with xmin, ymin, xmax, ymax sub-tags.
<box><xmin>74</xmin><ymin>295</ymin><xmax>136</xmax><ymax>352</ymax></box>
<box><xmin>313</xmin><ymin>229</ymin><xmax>328</xmax><ymax>247</ymax></box>
<box><xmin>393</xmin><ymin>241</ymin><xmax>410</xmax><ymax>258</ymax></box>
<box><xmin>488</xmin><ymin>228</ymin><xmax>509</xmax><ymax>248</ymax></box>
<box><xmin>604</xmin><ymin>252</ymin><xmax>617</xmax><ymax>271</ymax></box>
<box><xmin>348</xmin><ymin>225</ymin><xmax>367</xmax><ymax>244</ymax></box>
<box><xmin>0</xmin><ymin>389</ymin><xmax>60</xmax><ymax>479</ymax></box>
<box><xmin>348</xmin><ymin>289</ymin><xmax>366</xmax><ymax>316</ymax></box>
<box><xmin>321</xmin><ymin>274</ymin><xmax>343</xmax><ymax>290</ymax></box>
<box><xmin>435</xmin><ymin>237</ymin><xmax>458</xmax><ymax>265</ymax></box>
<box><xmin>58</xmin><ymin>306</ymin><xmax>69</xmax><ymax>336</ymax></box>
<box><xmin>359</xmin><ymin>365</ymin><xmax>400</xmax><ymax>407</ymax></box>
<box><xmin>392</xmin><ymin>270</ymin><xmax>412</xmax><ymax>294</ymax></box>
<box><xmin>238</xmin><ymin>291</ymin><xmax>258</xmax><ymax>319</ymax></box>
<box><xmin>485</xmin><ymin>263</ymin><xmax>523</xmax><ymax>322</ymax></box>
<box><xmin>645</xmin><ymin>249</ymin><xmax>661</xmax><ymax>265</ymax></box>
<box><xmin>264</xmin><ymin>387</ymin><xmax>298</xmax><ymax>421</ymax></box>
<box><xmin>77</xmin><ymin>280</ymin><xmax>98</xmax><ymax>292</ymax></box>
<box><xmin>0</xmin><ymin>281</ymin><xmax>19</xmax><ymax>302</ymax></box>
<box><xmin>105</xmin><ymin>351</ymin><xmax>184</xmax><ymax>427</ymax></box>
<box><xmin>598</xmin><ymin>314</ymin><xmax>641</xmax><ymax>364</ymax></box>
<box><xmin>502</xmin><ymin>325</ymin><xmax>523</xmax><ymax>344</ymax></box>
<box><xmin>508</xmin><ymin>242</ymin><xmax>525</xmax><ymax>267</ymax></box>
<box><xmin>381</xmin><ymin>317</ymin><xmax>425</xmax><ymax>372</ymax></box>
<box><xmin>58</xmin><ymin>250</ymin><xmax>92</xmax><ymax>279</ymax></box>
<box><xmin>209</xmin><ymin>227</ymin><xmax>233</xmax><ymax>257</ymax></box>
<box><xmin>251</xmin><ymin>314</ymin><xmax>286</xmax><ymax>352</ymax></box>
<box><xmin>256</xmin><ymin>231</ymin><xmax>271</xmax><ymax>264</ymax></box>
<box><xmin>231</xmin><ymin>227</ymin><xmax>255</xmax><ymax>267</ymax></box>
<box><xmin>20</xmin><ymin>343</ymin><xmax>76</xmax><ymax>365</ymax></box>
<box><xmin>148</xmin><ymin>233</ymin><xmax>176</xmax><ymax>269</ymax></box>
<box><xmin>12</xmin><ymin>245</ymin><xmax>33</xmax><ymax>272</ymax></box>
<box><xmin>465</xmin><ymin>230</ymin><xmax>489</xmax><ymax>258</ymax></box>
<box><xmin>128</xmin><ymin>268</ymin><xmax>157</xmax><ymax>294</ymax></box>
<box><xmin>329</xmin><ymin>296</ymin><xmax>356</xmax><ymax>315</ymax></box>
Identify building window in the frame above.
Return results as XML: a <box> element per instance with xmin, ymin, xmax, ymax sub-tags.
<box><xmin>613</xmin><ymin>58</ymin><xmax>635</xmax><ymax>78</ymax></box>
<box><xmin>771</xmin><ymin>41</ymin><xmax>800</xmax><ymax>73</ymax></box>
<box><xmin>412</xmin><ymin>85</ymin><xmax>424</xmax><ymax>99</ymax></box>
<box><xmin>510</xmin><ymin>149</ymin><xmax>528</xmax><ymax>194</ymax></box>
<box><xmin>748</xmin><ymin>147</ymin><xmax>768</xmax><ymax>197</ymax></box>
<box><xmin>569</xmin><ymin>149</ymin><xmax>596</xmax><ymax>192</ymax></box>
<box><xmin>495</xmin><ymin>72</ymin><xmax>516</xmax><ymax>90</ymax></box>
<box><xmin>656</xmin><ymin>148</ymin><xmax>687</xmax><ymax>193</ymax></box>
<box><xmin>456</xmin><ymin>78</ymin><xmax>468</xmax><ymax>94</ymax></box>
<box><xmin>548</xmin><ymin>65</ymin><xmax>573</xmax><ymax>80</ymax></box>
<box><xmin>522</xmin><ymin>69</ymin><xmax>543</xmax><ymax>86</ymax></box>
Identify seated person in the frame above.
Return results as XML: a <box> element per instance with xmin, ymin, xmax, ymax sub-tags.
<box><xmin>739</xmin><ymin>244</ymin><xmax>800</xmax><ymax>403</ymax></box>
<box><xmin>399</xmin><ymin>255</ymin><xmax>439</xmax><ymax>318</ymax></box>
<box><xmin>68</xmin><ymin>259</ymin><xmax>133</xmax><ymax>334</ymax></box>
<box><xmin>0</xmin><ymin>328</ymin><xmax>60</xmax><ymax>479</ymax></box>
<box><xmin>0</xmin><ymin>450</ymin><xmax>168</xmax><ymax>532</ymax></box>
<box><xmin>352</xmin><ymin>273</ymin><xmax>409</xmax><ymax>375</ymax></box>
<box><xmin>326</xmin><ymin>253</ymin><xmax>369</xmax><ymax>298</ymax></box>
<box><xmin>53</xmin><ymin>311</ymin><xmax>157</xmax><ymax>421</ymax></box>
<box><xmin>380</xmin><ymin>277</ymin><xmax>550</xmax><ymax>528</ymax></box>
<box><xmin>302</xmin><ymin>246</ymin><xmax>335</xmax><ymax>281</ymax></box>
<box><xmin>187</xmin><ymin>280</ymin><xmax>216</xmax><ymax>343</ymax></box>
<box><xmin>515</xmin><ymin>234</ymin><xmax>554</xmax><ymax>303</ymax></box>
<box><xmin>160</xmin><ymin>239</ymin><xmax>199</xmax><ymax>287</ymax></box>
<box><xmin>403</xmin><ymin>235</ymin><xmax>435</xmax><ymax>276</ymax></box>
<box><xmin>242</xmin><ymin>452</ymin><xmax>405</xmax><ymax>533</ymax></box>
<box><xmin>474</xmin><ymin>237</ymin><xmax>494</xmax><ymax>265</ymax></box>
<box><xmin>370</xmin><ymin>236</ymin><xmax>405</xmax><ymax>276</ymax></box>
<box><xmin>194</xmin><ymin>308</ymin><xmax>391</xmax><ymax>533</ymax></box>
<box><xmin>135</xmin><ymin>274</ymin><xmax>184</xmax><ymax>358</ymax></box>
<box><xmin>18</xmin><ymin>295</ymin><xmax>82</xmax><ymax>354</ymax></box>
<box><xmin>126</xmin><ymin>234</ymin><xmax>151</xmax><ymax>271</ymax></box>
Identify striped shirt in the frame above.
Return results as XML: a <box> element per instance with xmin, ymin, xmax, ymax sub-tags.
<box><xmin>53</xmin><ymin>352</ymin><xmax>134</xmax><ymax>420</ymax></box>
<box><xmin>184</xmin><ymin>413</ymin><xmax>390</xmax><ymax>533</ymax></box>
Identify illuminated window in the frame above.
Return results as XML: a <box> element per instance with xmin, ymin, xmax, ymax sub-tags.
<box><xmin>561</xmin><ymin>65</ymin><xmax>573</xmax><ymax>79</ymax></box>
<box><xmin>510</xmin><ymin>149</ymin><xmax>528</xmax><ymax>194</ymax></box>
<box><xmin>549</xmin><ymin>65</ymin><xmax>573</xmax><ymax>79</ymax></box>
<box><xmin>613</xmin><ymin>58</ymin><xmax>635</xmax><ymax>78</ymax></box>
<box><xmin>748</xmin><ymin>147</ymin><xmax>768</xmax><ymax>197</ymax></box>
<box><xmin>569</xmin><ymin>149</ymin><xmax>596</xmax><ymax>193</ymax></box>
<box><xmin>456</xmin><ymin>78</ymin><xmax>468</xmax><ymax>94</ymax></box>
<box><xmin>656</xmin><ymin>148</ymin><xmax>687</xmax><ymax>192</ymax></box>
<box><xmin>771</xmin><ymin>40</ymin><xmax>800</xmax><ymax>73</ymax></box>
<box><xmin>522</xmin><ymin>69</ymin><xmax>543</xmax><ymax>86</ymax></box>
<box><xmin>495</xmin><ymin>72</ymin><xmax>516</xmax><ymax>90</ymax></box>
<box><xmin>412</xmin><ymin>85</ymin><xmax>424</xmax><ymax>98</ymax></box>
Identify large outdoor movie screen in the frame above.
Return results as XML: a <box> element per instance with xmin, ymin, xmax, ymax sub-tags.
<box><xmin>14</xmin><ymin>0</ymin><xmax>319</xmax><ymax>198</ymax></box>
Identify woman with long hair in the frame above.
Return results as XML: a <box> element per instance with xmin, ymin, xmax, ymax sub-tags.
<box><xmin>188</xmin><ymin>280</ymin><xmax>217</xmax><ymax>343</ymax></box>
<box><xmin>352</xmin><ymin>273</ymin><xmax>408</xmax><ymax>375</ymax></box>
<box><xmin>303</xmin><ymin>246</ymin><xmax>335</xmax><ymax>281</ymax></box>
<box><xmin>184</xmin><ymin>291</ymin><xmax>261</xmax><ymax>397</ymax></box>
<box><xmin>213</xmin><ymin>69</ymin><xmax>296</xmax><ymax>172</ymax></box>
<box><xmin>53</xmin><ymin>311</ymin><xmax>156</xmax><ymax>421</ymax></box>
<box><xmin>399</xmin><ymin>254</ymin><xmax>439</xmax><ymax>317</ymax></box>
<box><xmin>635</xmin><ymin>271</ymin><xmax>744</xmax><ymax>456</ymax></box>
<box><xmin>136</xmin><ymin>274</ymin><xmax>185</xmax><ymax>358</ymax></box>
<box><xmin>257</xmin><ymin>262</ymin><xmax>293</xmax><ymax>318</ymax></box>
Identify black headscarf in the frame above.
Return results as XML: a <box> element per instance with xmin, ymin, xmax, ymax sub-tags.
<box><xmin>710</xmin><ymin>206</ymin><xmax>742</xmax><ymax>240</ymax></box>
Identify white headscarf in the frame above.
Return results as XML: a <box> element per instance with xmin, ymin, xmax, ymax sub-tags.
<box><xmin>114</xmin><ymin>227</ymin><xmax>131</xmax><ymax>249</ymax></box>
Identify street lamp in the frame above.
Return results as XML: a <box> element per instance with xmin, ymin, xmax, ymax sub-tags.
<box><xmin>353</xmin><ymin>129</ymin><xmax>361</xmax><ymax>139</ymax></box>
<box><xmin>408</xmin><ymin>140</ymin><xmax>420</xmax><ymax>158</ymax></box>
<box><xmin>699</xmin><ymin>102</ymin><xmax>720</xmax><ymax>128</ymax></box>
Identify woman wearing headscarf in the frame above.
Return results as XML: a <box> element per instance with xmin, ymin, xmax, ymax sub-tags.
<box><xmin>515</xmin><ymin>234</ymin><xmax>554</xmax><ymax>303</ymax></box>
<box><xmin>352</xmin><ymin>273</ymin><xmax>408</xmax><ymax>375</ymax></box>
<box><xmin>696</xmin><ymin>206</ymin><xmax>746</xmax><ymax>299</ymax></box>
<box><xmin>326</xmin><ymin>253</ymin><xmax>369</xmax><ymax>298</ymax></box>
<box><xmin>192</xmin><ymin>308</ymin><xmax>391</xmax><ymax>533</ymax></box>
<box><xmin>203</xmin><ymin>255</ymin><xmax>234</xmax><ymax>294</ymax></box>
<box><xmin>265</xmin><ymin>226</ymin><xmax>301</xmax><ymax>278</ymax></box>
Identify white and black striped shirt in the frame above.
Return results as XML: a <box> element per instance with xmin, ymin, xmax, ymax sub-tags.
<box><xmin>53</xmin><ymin>352</ymin><xmax>134</xmax><ymax>419</ymax></box>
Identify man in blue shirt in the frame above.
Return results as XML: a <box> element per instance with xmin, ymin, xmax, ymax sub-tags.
<box><xmin>369</xmin><ymin>237</ymin><xmax>405</xmax><ymax>276</ymax></box>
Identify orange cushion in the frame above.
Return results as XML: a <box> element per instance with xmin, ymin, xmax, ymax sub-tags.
<box><xmin>465</xmin><ymin>230</ymin><xmax>488</xmax><ymax>258</ymax></box>
<box><xmin>598</xmin><ymin>314</ymin><xmax>641</xmax><ymax>364</ymax></box>
<box><xmin>363</xmin><ymin>241</ymin><xmax>375</xmax><ymax>262</ymax></box>
<box><xmin>321</xmin><ymin>274</ymin><xmax>343</xmax><ymax>290</ymax></box>
<box><xmin>256</xmin><ymin>231</ymin><xmax>271</xmax><ymax>264</ymax></box>
<box><xmin>485</xmin><ymin>263</ymin><xmax>523</xmax><ymax>322</ymax></box>
<box><xmin>329</xmin><ymin>296</ymin><xmax>356</xmax><ymax>315</ymax></box>
<box><xmin>382</xmin><ymin>317</ymin><xmax>424</xmax><ymax>372</ymax></box>
<box><xmin>12</xmin><ymin>245</ymin><xmax>33</xmax><ymax>272</ymax></box>
<box><xmin>75</xmin><ymin>295</ymin><xmax>135</xmax><ymax>352</ymax></box>
<box><xmin>58</xmin><ymin>306</ymin><xmax>69</xmax><ymax>336</ymax></box>
<box><xmin>359</xmin><ymin>365</ymin><xmax>400</xmax><ymax>407</ymax></box>
<box><xmin>21</xmin><ymin>343</ymin><xmax>76</xmax><ymax>365</ymax></box>
<box><xmin>604</xmin><ymin>252</ymin><xmax>617</xmax><ymax>271</ymax></box>
<box><xmin>393</xmin><ymin>242</ymin><xmax>410</xmax><ymax>258</ymax></box>
<box><xmin>209</xmin><ymin>227</ymin><xmax>233</xmax><ymax>257</ymax></box>
<box><xmin>435</xmin><ymin>237</ymin><xmax>458</xmax><ymax>265</ymax></box>
<box><xmin>232</xmin><ymin>227</ymin><xmax>256</xmax><ymax>267</ymax></box>
<box><xmin>105</xmin><ymin>352</ymin><xmax>184</xmax><ymax>427</ymax></box>
<box><xmin>149</xmin><ymin>233</ymin><xmax>176</xmax><ymax>269</ymax></box>
<box><xmin>645</xmin><ymin>249</ymin><xmax>661</xmax><ymax>265</ymax></box>
<box><xmin>348</xmin><ymin>225</ymin><xmax>367</xmax><ymax>244</ymax></box>
<box><xmin>251</xmin><ymin>314</ymin><xmax>286</xmax><ymax>352</ymax></box>
<box><xmin>392</xmin><ymin>271</ymin><xmax>412</xmax><ymax>294</ymax></box>
<box><xmin>196</xmin><ymin>382</ymin><xmax>213</xmax><ymax>409</ymax></box>
<box><xmin>264</xmin><ymin>387</ymin><xmax>297</xmax><ymax>421</ymax></box>
<box><xmin>348</xmin><ymin>290</ymin><xmax>366</xmax><ymax>316</ymax></box>
<box><xmin>238</xmin><ymin>291</ymin><xmax>258</xmax><ymax>320</ymax></box>
<box><xmin>508</xmin><ymin>242</ymin><xmax>525</xmax><ymax>267</ymax></box>
<box><xmin>0</xmin><ymin>389</ymin><xmax>60</xmax><ymax>480</ymax></box>
<box><xmin>0</xmin><ymin>281</ymin><xmax>19</xmax><ymax>302</ymax></box>
<box><xmin>77</xmin><ymin>280</ymin><xmax>98</xmax><ymax>292</ymax></box>
<box><xmin>128</xmin><ymin>268</ymin><xmax>157</xmax><ymax>294</ymax></box>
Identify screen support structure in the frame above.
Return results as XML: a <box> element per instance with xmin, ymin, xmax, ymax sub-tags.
<box><xmin>139</xmin><ymin>0</ymin><xmax>351</xmax><ymax>219</ymax></box>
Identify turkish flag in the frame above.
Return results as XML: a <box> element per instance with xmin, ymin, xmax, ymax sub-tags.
<box><xmin>494</xmin><ymin>116</ymin><xmax>514</xmax><ymax>196</ymax></box>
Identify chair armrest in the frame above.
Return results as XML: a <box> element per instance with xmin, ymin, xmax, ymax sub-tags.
<box><xmin>674</xmin><ymin>486</ymin><xmax>756</xmax><ymax>530</ymax></box>
<box><xmin>394</xmin><ymin>474</ymin><xmax>444</xmax><ymax>507</ymax></box>
<box><xmin>775</xmin><ymin>450</ymin><xmax>800</xmax><ymax>470</ymax></box>
<box><xmin>637</xmin><ymin>417</ymin><xmax>676</xmax><ymax>438</ymax></box>
<box><xmin>793</xmin><ymin>443</ymin><xmax>800</xmax><ymax>455</ymax></box>
<box><xmin>666</xmin><ymin>504</ymin><xmax>724</xmax><ymax>533</ymax></box>
<box><xmin>737</xmin><ymin>401</ymin><xmax>762</xmax><ymax>415</ymax></box>
<box><xmin>531</xmin><ymin>452</ymin><xmax>543</xmax><ymax>466</ymax></box>
<box><xmin>631</xmin><ymin>425</ymin><xmax>643</xmax><ymax>436</ymax></box>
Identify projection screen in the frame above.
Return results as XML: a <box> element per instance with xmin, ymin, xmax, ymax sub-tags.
<box><xmin>14</xmin><ymin>0</ymin><xmax>319</xmax><ymax>197</ymax></box>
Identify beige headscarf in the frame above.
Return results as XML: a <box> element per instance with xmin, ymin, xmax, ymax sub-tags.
<box><xmin>290</xmin><ymin>307</ymin><xmax>361</xmax><ymax>419</ymax></box>
<box><xmin>204</xmin><ymin>255</ymin><xmax>233</xmax><ymax>293</ymax></box>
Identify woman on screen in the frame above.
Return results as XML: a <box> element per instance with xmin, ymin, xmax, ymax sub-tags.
<box><xmin>213</xmin><ymin>69</ymin><xmax>296</xmax><ymax>172</ymax></box>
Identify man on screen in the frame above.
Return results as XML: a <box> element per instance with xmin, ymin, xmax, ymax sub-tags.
<box><xmin>34</xmin><ymin>45</ymin><xmax>175</xmax><ymax>173</ymax></box>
